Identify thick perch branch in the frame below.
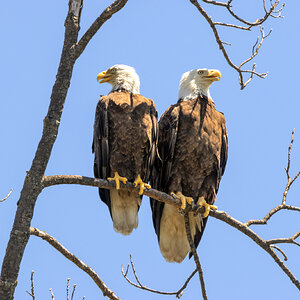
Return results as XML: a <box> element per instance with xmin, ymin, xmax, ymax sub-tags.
<box><xmin>189</xmin><ymin>0</ymin><xmax>284</xmax><ymax>89</ymax></box>
<box><xmin>30</xmin><ymin>227</ymin><xmax>120</xmax><ymax>300</ymax></box>
<box><xmin>42</xmin><ymin>173</ymin><xmax>300</xmax><ymax>291</ymax></box>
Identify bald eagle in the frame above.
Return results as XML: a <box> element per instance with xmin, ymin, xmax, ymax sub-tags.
<box><xmin>93</xmin><ymin>64</ymin><xmax>158</xmax><ymax>235</ymax></box>
<box><xmin>151</xmin><ymin>68</ymin><xmax>228</xmax><ymax>262</ymax></box>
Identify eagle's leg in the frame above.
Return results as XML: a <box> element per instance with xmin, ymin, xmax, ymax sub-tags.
<box><xmin>197</xmin><ymin>196</ymin><xmax>218</xmax><ymax>218</ymax></box>
<box><xmin>107</xmin><ymin>172</ymin><xmax>128</xmax><ymax>190</ymax></box>
<box><xmin>171</xmin><ymin>192</ymin><xmax>194</xmax><ymax>211</ymax></box>
<box><xmin>133</xmin><ymin>174</ymin><xmax>151</xmax><ymax>195</ymax></box>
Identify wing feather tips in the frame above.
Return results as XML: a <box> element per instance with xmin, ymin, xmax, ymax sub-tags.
<box><xmin>93</xmin><ymin>97</ymin><xmax>111</xmax><ymax>211</ymax></box>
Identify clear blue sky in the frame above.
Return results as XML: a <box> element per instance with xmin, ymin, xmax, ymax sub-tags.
<box><xmin>1</xmin><ymin>0</ymin><xmax>300</xmax><ymax>299</ymax></box>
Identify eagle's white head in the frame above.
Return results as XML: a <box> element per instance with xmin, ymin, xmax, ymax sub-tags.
<box><xmin>97</xmin><ymin>64</ymin><xmax>140</xmax><ymax>94</ymax></box>
<box><xmin>178</xmin><ymin>68</ymin><xmax>221</xmax><ymax>101</ymax></box>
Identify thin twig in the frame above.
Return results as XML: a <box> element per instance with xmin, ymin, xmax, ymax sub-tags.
<box><xmin>184</xmin><ymin>214</ymin><xmax>207</xmax><ymax>300</ymax></box>
<box><xmin>121</xmin><ymin>255</ymin><xmax>197</xmax><ymax>298</ymax></box>
<box><xmin>71</xmin><ymin>284</ymin><xmax>77</xmax><ymax>300</ymax></box>
<box><xmin>30</xmin><ymin>228</ymin><xmax>120</xmax><ymax>300</ymax></box>
<box><xmin>25</xmin><ymin>271</ymin><xmax>35</xmax><ymax>300</ymax></box>
<box><xmin>67</xmin><ymin>278</ymin><xmax>70</xmax><ymax>300</ymax></box>
<box><xmin>50</xmin><ymin>288</ymin><xmax>55</xmax><ymax>300</ymax></box>
<box><xmin>190</xmin><ymin>0</ymin><xmax>283</xmax><ymax>88</ymax></box>
<box><xmin>271</xmin><ymin>245</ymin><xmax>288</xmax><ymax>261</ymax></box>
<box><xmin>0</xmin><ymin>189</ymin><xmax>12</xmax><ymax>202</ymax></box>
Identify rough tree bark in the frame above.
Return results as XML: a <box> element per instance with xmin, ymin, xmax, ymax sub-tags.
<box><xmin>0</xmin><ymin>0</ymin><xmax>128</xmax><ymax>298</ymax></box>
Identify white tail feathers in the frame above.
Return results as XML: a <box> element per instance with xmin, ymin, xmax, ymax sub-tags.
<box><xmin>110</xmin><ymin>189</ymin><xmax>141</xmax><ymax>235</ymax></box>
<box><xmin>159</xmin><ymin>204</ymin><xmax>202</xmax><ymax>263</ymax></box>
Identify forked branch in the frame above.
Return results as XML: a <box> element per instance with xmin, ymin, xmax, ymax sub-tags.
<box><xmin>30</xmin><ymin>228</ymin><xmax>120</xmax><ymax>300</ymax></box>
<box><xmin>121</xmin><ymin>254</ymin><xmax>197</xmax><ymax>299</ymax></box>
<box><xmin>42</xmin><ymin>131</ymin><xmax>300</xmax><ymax>294</ymax></box>
<box><xmin>190</xmin><ymin>0</ymin><xmax>285</xmax><ymax>89</ymax></box>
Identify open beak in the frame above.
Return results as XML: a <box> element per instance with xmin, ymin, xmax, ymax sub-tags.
<box><xmin>205</xmin><ymin>70</ymin><xmax>221</xmax><ymax>81</ymax></box>
<box><xmin>97</xmin><ymin>71</ymin><xmax>111</xmax><ymax>83</ymax></box>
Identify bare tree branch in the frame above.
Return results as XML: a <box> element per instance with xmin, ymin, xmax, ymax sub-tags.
<box><xmin>74</xmin><ymin>0</ymin><xmax>128</xmax><ymax>60</ymax></box>
<box><xmin>121</xmin><ymin>254</ymin><xmax>197</xmax><ymax>298</ymax></box>
<box><xmin>0</xmin><ymin>1</ymin><xmax>129</xmax><ymax>298</ymax></box>
<box><xmin>189</xmin><ymin>0</ymin><xmax>284</xmax><ymax>88</ymax></box>
<box><xmin>26</xmin><ymin>271</ymin><xmax>35</xmax><ymax>300</ymax></box>
<box><xmin>184</xmin><ymin>214</ymin><xmax>207</xmax><ymax>300</ymax></box>
<box><xmin>50</xmin><ymin>288</ymin><xmax>55</xmax><ymax>300</ymax></box>
<box><xmin>30</xmin><ymin>227</ymin><xmax>120</xmax><ymax>300</ymax></box>
<box><xmin>0</xmin><ymin>189</ymin><xmax>12</xmax><ymax>202</ymax></box>
<box><xmin>245</xmin><ymin>129</ymin><xmax>300</xmax><ymax>227</ymax></box>
<box><xmin>71</xmin><ymin>284</ymin><xmax>77</xmax><ymax>300</ymax></box>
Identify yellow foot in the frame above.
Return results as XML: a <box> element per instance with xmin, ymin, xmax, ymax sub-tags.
<box><xmin>107</xmin><ymin>172</ymin><xmax>128</xmax><ymax>190</ymax></box>
<box><xmin>171</xmin><ymin>192</ymin><xmax>194</xmax><ymax>211</ymax></box>
<box><xmin>197</xmin><ymin>196</ymin><xmax>217</xmax><ymax>218</ymax></box>
<box><xmin>133</xmin><ymin>174</ymin><xmax>151</xmax><ymax>195</ymax></box>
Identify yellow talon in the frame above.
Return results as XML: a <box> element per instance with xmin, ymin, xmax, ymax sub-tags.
<box><xmin>107</xmin><ymin>172</ymin><xmax>128</xmax><ymax>190</ymax></box>
<box><xmin>133</xmin><ymin>174</ymin><xmax>151</xmax><ymax>195</ymax></box>
<box><xmin>171</xmin><ymin>192</ymin><xmax>194</xmax><ymax>211</ymax></box>
<box><xmin>197</xmin><ymin>196</ymin><xmax>217</xmax><ymax>218</ymax></box>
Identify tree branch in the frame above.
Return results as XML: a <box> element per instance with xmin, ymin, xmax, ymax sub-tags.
<box><xmin>184</xmin><ymin>214</ymin><xmax>207</xmax><ymax>300</ymax></box>
<box><xmin>0</xmin><ymin>1</ymin><xmax>129</xmax><ymax>298</ymax></box>
<box><xmin>30</xmin><ymin>227</ymin><xmax>120</xmax><ymax>300</ymax></box>
<box><xmin>121</xmin><ymin>254</ymin><xmax>197</xmax><ymax>298</ymax></box>
<box><xmin>189</xmin><ymin>0</ymin><xmax>284</xmax><ymax>89</ymax></box>
<box><xmin>0</xmin><ymin>189</ymin><xmax>13</xmax><ymax>202</ymax></box>
<box><xmin>74</xmin><ymin>0</ymin><xmax>128</xmax><ymax>60</ymax></box>
<box><xmin>25</xmin><ymin>271</ymin><xmax>35</xmax><ymax>300</ymax></box>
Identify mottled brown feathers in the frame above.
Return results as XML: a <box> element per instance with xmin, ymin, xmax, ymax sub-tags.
<box><xmin>93</xmin><ymin>91</ymin><xmax>158</xmax><ymax>234</ymax></box>
<box><xmin>151</xmin><ymin>95</ymin><xmax>228</xmax><ymax>262</ymax></box>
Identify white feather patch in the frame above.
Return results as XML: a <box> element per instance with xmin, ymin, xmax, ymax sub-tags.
<box><xmin>110</xmin><ymin>189</ymin><xmax>140</xmax><ymax>235</ymax></box>
<box><xmin>159</xmin><ymin>204</ymin><xmax>202</xmax><ymax>263</ymax></box>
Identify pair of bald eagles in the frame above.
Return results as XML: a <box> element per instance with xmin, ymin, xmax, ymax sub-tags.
<box><xmin>93</xmin><ymin>64</ymin><xmax>228</xmax><ymax>263</ymax></box>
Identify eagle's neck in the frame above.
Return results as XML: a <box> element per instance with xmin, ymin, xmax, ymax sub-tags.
<box><xmin>178</xmin><ymin>80</ymin><xmax>212</xmax><ymax>101</ymax></box>
<box><xmin>111</xmin><ymin>75</ymin><xmax>140</xmax><ymax>94</ymax></box>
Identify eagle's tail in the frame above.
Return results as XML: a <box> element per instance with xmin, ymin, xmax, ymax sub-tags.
<box><xmin>110</xmin><ymin>189</ymin><xmax>141</xmax><ymax>235</ymax></box>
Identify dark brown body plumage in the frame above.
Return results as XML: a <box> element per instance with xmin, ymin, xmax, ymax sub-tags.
<box><xmin>151</xmin><ymin>95</ymin><xmax>228</xmax><ymax>262</ymax></box>
<box><xmin>93</xmin><ymin>91</ymin><xmax>158</xmax><ymax>235</ymax></box>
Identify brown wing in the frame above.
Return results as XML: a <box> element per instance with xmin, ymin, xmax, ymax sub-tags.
<box><xmin>93</xmin><ymin>92</ymin><xmax>158</xmax><ymax>214</ymax></box>
<box><xmin>150</xmin><ymin>104</ymin><xmax>180</xmax><ymax>239</ymax></box>
<box><xmin>191</xmin><ymin>98</ymin><xmax>228</xmax><ymax>254</ymax></box>
<box><xmin>92</xmin><ymin>96</ymin><xmax>111</xmax><ymax>211</ymax></box>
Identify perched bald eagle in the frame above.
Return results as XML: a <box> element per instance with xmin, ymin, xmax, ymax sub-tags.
<box><xmin>93</xmin><ymin>64</ymin><xmax>158</xmax><ymax>235</ymax></box>
<box><xmin>151</xmin><ymin>68</ymin><xmax>228</xmax><ymax>262</ymax></box>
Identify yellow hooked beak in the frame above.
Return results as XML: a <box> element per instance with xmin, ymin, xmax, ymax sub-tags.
<box><xmin>97</xmin><ymin>71</ymin><xmax>111</xmax><ymax>84</ymax></box>
<box><xmin>205</xmin><ymin>70</ymin><xmax>221</xmax><ymax>81</ymax></box>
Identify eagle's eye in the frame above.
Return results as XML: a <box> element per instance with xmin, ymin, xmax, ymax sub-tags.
<box><xmin>198</xmin><ymin>70</ymin><xmax>204</xmax><ymax>75</ymax></box>
<box><xmin>110</xmin><ymin>68</ymin><xmax>116</xmax><ymax>73</ymax></box>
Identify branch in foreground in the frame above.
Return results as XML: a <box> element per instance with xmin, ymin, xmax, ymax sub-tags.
<box><xmin>0</xmin><ymin>189</ymin><xmax>12</xmax><ymax>202</ymax></box>
<box><xmin>190</xmin><ymin>0</ymin><xmax>284</xmax><ymax>89</ymax></box>
<box><xmin>184</xmin><ymin>214</ymin><xmax>207</xmax><ymax>300</ymax></box>
<box><xmin>42</xmin><ymin>173</ymin><xmax>300</xmax><ymax>291</ymax></box>
<box><xmin>121</xmin><ymin>254</ymin><xmax>197</xmax><ymax>299</ymax></box>
<box><xmin>30</xmin><ymin>227</ymin><xmax>120</xmax><ymax>300</ymax></box>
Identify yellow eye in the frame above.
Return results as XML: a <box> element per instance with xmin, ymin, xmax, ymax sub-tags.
<box><xmin>110</xmin><ymin>68</ymin><xmax>116</xmax><ymax>73</ymax></box>
<box><xmin>198</xmin><ymin>70</ymin><xmax>204</xmax><ymax>75</ymax></box>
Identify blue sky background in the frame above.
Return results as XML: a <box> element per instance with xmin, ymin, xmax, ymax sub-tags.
<box><xmin>1</xmin><ymin>0</ymin><xmax>300</xmax><ymax>299</ymax></box>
